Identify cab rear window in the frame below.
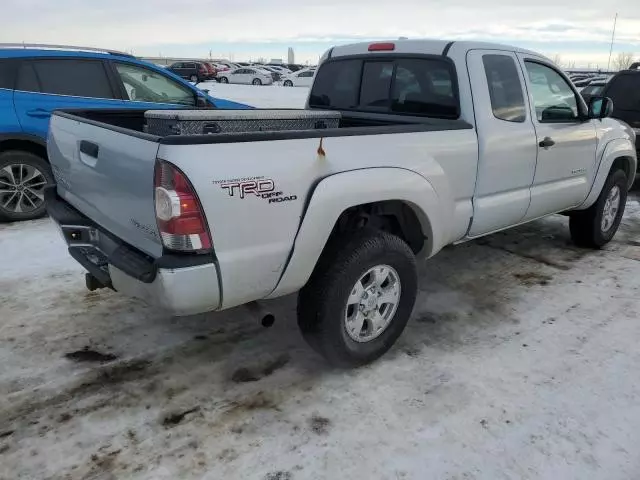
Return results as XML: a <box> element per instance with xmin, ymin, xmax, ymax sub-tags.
<box><xmin>309</xmin><ymin>56</ymin><xmax>459</xmax><ymax>118</ymax></box>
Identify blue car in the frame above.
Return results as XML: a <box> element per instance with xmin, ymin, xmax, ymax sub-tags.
<box><xmin>0</xmin><ymin>44</ymin><xmax>251</xmax><ymax>221</ymax></box>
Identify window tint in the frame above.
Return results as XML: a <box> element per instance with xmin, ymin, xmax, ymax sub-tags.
<box><xmin>525</xmin><ymin>61</ymin><xmax>578</xmax><ymax>122</ymax></box>
<box><xmin>16</xmin><ymin>62</ymin><xmax>40</xmax><ymax>92</ymax></box>
<box><xmin>299</xmin><ymin>71</ymin><xmax>314</xmax><ymax>78</ymax></box>
<box><xmin>482</xmin><ymin>55</ymin><xmax>526</xmax><ymax>122</ymax></box>
<box><xmin>115</xmin><ymin>63</ymin><xmax>196</xmax><ymax>106</ymax></box>
<box><xmin>360</xmin><ymin>61</ymin><xmax>393</xmax><ymax>108</ymax></box>
<box><xmin>309</xmin><ymin>59</ymin><xmax>362</xmax><ymax>109</ymax></box>
<box><xmin>605</xmin><ymin>74</ymin><xmax>640</xmax><ymax>111</ymax></box>
<box><xmin>390</xmin><ymin>59</ymin><xmax>458</xmax><ymax>118</ymax></box>
<box><xmin>170</xmin><ymin>63</ymin><xmax>183</xmax><ymax>69</ymax></box>
<box><xmin>27</xmin><ymin>60</ymin><xmax>114</xmax><ymax>98</ymax></box>
<box><xmin>0</xmin><ymin>60</ymin><xmax>16</xmax><ymax>89</ymax></box>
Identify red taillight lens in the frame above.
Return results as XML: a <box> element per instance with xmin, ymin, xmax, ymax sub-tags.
<box><xmin>154</xmin><ymin>160</ymin><xmax>212</xmax><ymax>252</ymax></box>
<box><xmin>368</xmin><ymin>42</ymin><xmax>395</xmax><ymax>51</ymax></box>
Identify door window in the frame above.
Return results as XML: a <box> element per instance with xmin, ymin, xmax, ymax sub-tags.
<box><xmin>18</xmin><ymin>59</ymin><xmax>115</xmax><ymax>98</ymax></box>
<box><xmin>360</xmin><ymin>61</ymin><xmax>394</xmax><ymax>108</ymax></box>
<box><xmin>16</xmin><ymin>62</ymin><xmax>40</xmax><ymax>92</ymax></box>
<box><xmin>524</xmin><ymin>61</ymin><xmax>579</xmax><ymax>123</ymax></box>
<box><xmin>482</xmin><ymin>54</ymin><xmax>526</xmax><ymax>122</ymax></box>
<box><xmin>0</xmin><ymin>60</ymin><xmax>15</xmax><ymax>89</ymax></box>
<box><xmin>299</xmin><ymin>71</ymin><xmax>314</xmax><ymax>78</ymax></box>
<box><xmin>114</xmin><ymin>63</ymin><xmax>196</xmax><ymax>106</ymax></box>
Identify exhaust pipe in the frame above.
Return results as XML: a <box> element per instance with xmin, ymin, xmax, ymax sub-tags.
<box><xmin>246</xmin><ymin>301</ymin><xmax>275</xmax><ymax>328</ymax></box>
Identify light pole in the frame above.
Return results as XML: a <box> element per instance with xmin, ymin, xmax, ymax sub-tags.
<box><xmin>607</xmin><ymin>13</ymin><xmax>618</xmax><ymax>71</ymax></box>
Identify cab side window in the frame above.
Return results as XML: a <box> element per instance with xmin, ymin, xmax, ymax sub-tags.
<box><xmin>482</xmin><ymin>54</ymin><xmax>526</xmax><ymax>122</ymax></box>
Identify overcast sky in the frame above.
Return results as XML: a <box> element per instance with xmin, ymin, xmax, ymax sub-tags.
<box><xmin>2</xmin><ymin>0</ymin><xmax>640</xmax><ymax>66</ymax></box>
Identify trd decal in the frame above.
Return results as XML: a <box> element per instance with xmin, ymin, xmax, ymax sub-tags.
<box><xmin>215</xmin><ymin>176</ymin><xmax>297</xmax><ymax>205</ymax></box>
<box><xmin>220</xmin><ymin>179</ymin><xmax>275</xmax><ymax>198</ymax></box>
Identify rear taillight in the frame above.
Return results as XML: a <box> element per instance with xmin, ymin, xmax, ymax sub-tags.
<box><xmin>154</xmin><ymin>160</ymin><xmax>212</xmax><ymax>252</ymax></box>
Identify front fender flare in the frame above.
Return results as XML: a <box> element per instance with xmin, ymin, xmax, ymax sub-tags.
<box><xmin>577</xmin><ymin>138</ymin><xmax>637</xmax><ymax>210</ymax></box>
<box><xmin>265</xmin><ymin>167</ymin><xmax>447</xmax><ymax>299</ymax></box>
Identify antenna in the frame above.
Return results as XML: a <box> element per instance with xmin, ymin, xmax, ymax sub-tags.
<box><xmin>607</xmin><ymin>13</ymin><xmax>618</xmax><ymax>71</ymax></box>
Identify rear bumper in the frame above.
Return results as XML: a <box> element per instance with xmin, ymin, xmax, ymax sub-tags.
<box><xmin>45</xmin><ymin>187</ymin><xmax>221</xmax><ymax>316</ymax></box>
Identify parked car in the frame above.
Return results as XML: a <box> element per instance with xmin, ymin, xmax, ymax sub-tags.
<box><xmin>45</xmin><ymin>39</ymin><xmax>636</xmax><ymax>366</ymax></box>
<box><xmin>282</xmin><ymin>68</ymin><xmax>316</xmax><ymax>87</ymax></box>
<box><xmin>166</xmin><ymin>61</ymin><xmax>215</xmax><ymax>83</ymax></box>
<box><xmin>217</xmin><ymin>67</ymin><xmax>274</xmax><ymax>85</ymax></box>
<box><xmin>0</xmin><ymin>44</ymin><xmax>251</xmax><ymax>221</ymax></box>
<box><xmin>580</xmin><ymin>78</ymin><xmax>610</xmax><ymax>103</ymax></box>
<box><xmin>285</xmin><ymin>64</ymin><xmax>305</xmax><ymax>72</ymax></box>
<box><xmin>267</xmin><ymin>65</ymin><xmax>293</xmax><ymax>75</ymax></box>
<box><xmin>594</xmin><ymin>64</ymin><xmax>640</xmax><ymax>176</ymax></box>
<box><xmin>216</xmin><ymin>61</ymin><xmax>240</xmax><ymax>71</ymax></box>
<box><xmin>203</xmin><ymin>62</ymin><xmax>218</xmax><ymax>79</ymax></box>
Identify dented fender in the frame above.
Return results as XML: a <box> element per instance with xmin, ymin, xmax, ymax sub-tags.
<box><xmin>266</xmin><ymin>167</ymin><xmax>449</xmax><ymax>299</ymax></box>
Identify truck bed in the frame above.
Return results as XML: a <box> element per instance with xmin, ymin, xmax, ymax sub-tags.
<box><xmin>54</xmin><ymin>108</ymin><xmax>473</xmax><ymax>143</ymax></box>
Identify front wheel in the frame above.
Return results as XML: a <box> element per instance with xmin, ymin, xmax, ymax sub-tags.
<box><xmin>219</xmin><ymin>76</ymin><xmax>228</xmax><ymax>84</ymax></box>
<box><xmin>0</xmin><ymin>150</ymin><xmax>54</xmax><ymax>222</ymax></box>
<box><xmin>284</xmin><ymin>80</ymin><xmax>293</xmax><ymax>87</ymax></box>
<box><xmin>570</xmin><ymin>169</ymin><xmax>628</xmax><ymax>248</ymax></box>
<box><xmin>252</xmin><ymin>78</ymin><xmax>263</xmax><ymax>86</ymax></box>
<box><xmin>297</xmin><ymin>229</ymin><xmax>417</xmax><ymax>367</ymax></box>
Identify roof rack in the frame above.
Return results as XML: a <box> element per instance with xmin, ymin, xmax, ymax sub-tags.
<box><xmin>0</xmin><ymin>43</ymin><xmax>135</xmax><ymax>57</ymax></box>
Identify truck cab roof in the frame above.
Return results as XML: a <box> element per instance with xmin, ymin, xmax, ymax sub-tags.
<box><xmin>328</xmin><ymin>39</ymin><xmax>548</xmax><ymax>62</ymax></box>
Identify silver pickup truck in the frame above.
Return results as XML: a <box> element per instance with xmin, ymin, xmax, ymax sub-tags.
<box><xmin>46</xmin><ymin>40</ymin><xmax>637</xmax><ymax>366</ymax></box>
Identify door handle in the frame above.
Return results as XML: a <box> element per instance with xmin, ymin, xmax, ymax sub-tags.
<box><xmin>26</xmin><ymin>108</ymin><xmax>50</xmax><ymax>118</ymax></box>
<box><xmin>539</xmin><ymin>137</ymin><xmax>556</xmax><ymax>149</ymax></box>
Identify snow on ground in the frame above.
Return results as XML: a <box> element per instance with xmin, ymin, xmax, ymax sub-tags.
<box><xmin>200</xmin><ymin>82</ymin><xmax>309</xmax><ymax>109</ymax></box>
<box><xmin>1</xmin><ymin>84</ymin><xmax>640</xmax><ymax>479</ymax></box>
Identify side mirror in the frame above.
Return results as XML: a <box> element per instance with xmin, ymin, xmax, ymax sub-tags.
<box><xmin>588</xmin><ymin>96</ymin><xmax>613</xmax><ymax>119</ymax></box>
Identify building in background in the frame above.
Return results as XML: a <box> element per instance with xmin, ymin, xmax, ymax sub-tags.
<box><xmin>288</xmin><ymin>47</ymin><xmax>295</xmax><ymax>65</ymax></box>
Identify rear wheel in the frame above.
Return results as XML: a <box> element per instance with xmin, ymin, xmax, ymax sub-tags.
<box><xmin>0</xmin><ymin>150</ymin><xmax>54</xmax><ymax>222</ymax></box>
<box><xmin>284</xmin><ymin>80</ymin><xmax>293</xmax><ymax>87</ymax></box>
<box><xmin>297</xmin><ymin>229</ymin><xmax>417</xmax><ymax>367</ymax></box>
<box><xmin>570</xmin><ymin>169</ymin><xmax>628</xmax><ymax>248</ymax></box>
<box><xmin>252</xmin><ymin>78</ymin><xmax>263</xmax><ymax>86</ymax></box>
<box><xmin>219</xmin><ymin>76</ymin><xmax>228</xmax><ymax>84</ymax></box>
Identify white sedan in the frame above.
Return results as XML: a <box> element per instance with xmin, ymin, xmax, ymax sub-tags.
<box><xmin>217</xmin><ymin>67</ymin><xmax>274</xmax><ymax>86</ymax></box>
<box><xmin>282</xmin><ymin>68</ymin><xmax>316</xmax><ymax>87</ymax></box>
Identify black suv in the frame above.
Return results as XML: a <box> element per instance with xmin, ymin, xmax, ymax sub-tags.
<box><xmin>598</xmin><ymin>63</ymin><xmax>640</xmax><ymax>175</ymax></box>
<box><xmin>167</xmin><ymin>61</ymin><xmax>215</xmax><ymax>83</ymax></box>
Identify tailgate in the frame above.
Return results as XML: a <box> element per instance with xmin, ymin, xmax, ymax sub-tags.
<box><xmin>47</xmin><ymin>113</ymin><xmax>163</xmax><ymax>258</ymax></box>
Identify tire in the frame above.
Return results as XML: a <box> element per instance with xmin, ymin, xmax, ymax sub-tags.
<box><xmin>570</xmin><ymin>169</ymin><xmax>628</xmax><ymax>248</ymax></box>
<box><xmin>219</xmin><ymin>77</ymin><xmax>228</xmax><ymax>84</ymax></box>
<box><xmin>190</xmin><ymin>74</ymin><xmax>198</xmax><ymax>83</ymax></box>
<box><xmin>284</xmin><ymin>80</ymin><xmax>293</xmax><ymax>87</ymax></box>
<box><xmin>297</xmin><ymin>229</ymin><xmax>418</xmax><ymax>367</ymax></box>
<box><xmin>252</xmin><ymin>78</ymin><xmax>262</xmax><ymax>86</ymax></box>
<box><xmin>0</xmin><ymin>150</ymin><xmax>54</xmax><ymax>222</ymax></box>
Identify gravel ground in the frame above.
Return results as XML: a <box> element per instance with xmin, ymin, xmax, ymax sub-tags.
<box><xmin>1</xmin><ymin>193</ymin><xmax>639</xmax><ymax>480</ymax></box>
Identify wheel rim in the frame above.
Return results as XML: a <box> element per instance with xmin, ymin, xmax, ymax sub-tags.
<box><xmin>285</xmin><ymin>81</ymin><xmax>292</xmax><ymax>86</ymax></box>
<box><xmin>253</xmin><ymin>79</ymin><xmax>261</xmax><ymax>85</ymax></box>
<box><xmin>0</xmin><ymin>163</ymin><xmax>48</xmax><ymax>214</ymax></box>
<box><xmin>190</xmin><ymin>75</ymin><xmax>198</xmax><ymax>82</ymax></box>
<box><xmin>601</xmin><ymin>185</ymin><xmax>621</xmax><ymax>233</ymax></box>
<box><xmin>344</xmin><ymin>265</ymin><xmax>401</xmax><ymax>343</ymax></box>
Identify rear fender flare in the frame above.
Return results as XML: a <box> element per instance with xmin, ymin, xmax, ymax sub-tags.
<box><xmin>577</xmin><ymin>138</ymin><xmax>637</xmax><ymax>210</ymax></box>
<box><xmin>265</xmin><ymin>167</ymin><xmax>445</xmax><ymax>299</ymax></box>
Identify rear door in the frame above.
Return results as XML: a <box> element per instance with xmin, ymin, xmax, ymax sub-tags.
<box><xmin>13</xmin><ymin>58</ymin><xmax>122</xmax><ymax>139</ymax></box>
<box><xmin>466</xmin><ymin>50</ymin><xmax>537</xmax><ymax>236</ymax></box>
<box><xmin>238</xmin><ymin>69</ymin><xmax>251</xmax><ymax>84</ymax></box>
<box><xmin>518</xmin><ymin>57</ymin><xmax>598</xmax><ymax>220</ymax></box>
